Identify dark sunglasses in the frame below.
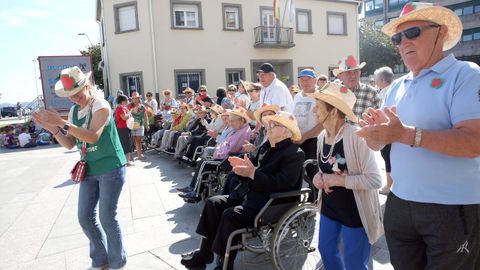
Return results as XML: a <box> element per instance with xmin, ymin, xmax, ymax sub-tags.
<box><xmin>199</xmin><ymin>89</ymin><xmax>207</xmax><ymax>92</ymax></box>
<box><xmin>228</xmin><ymin>89</ymin><xmax>236</xmax><ymax>92</ymax></box>
<box><xmin>247</xmin><ymin>89</ymin><xmax>259</xmax><ymax>93</ymax></box>
<box><xmin>318</xmin><ymin>78</ymin><xmax>327</xmax><ymax>81</ymax></box>
<box><xmin>391</xmin><ymin>24</ymin><xmax>440</xmax><ymax>46</ymax></box>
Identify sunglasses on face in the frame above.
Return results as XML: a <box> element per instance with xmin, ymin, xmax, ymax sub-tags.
<box><xmin>318</xmin><ymin>78</ymin><xmax>327</xmax><ymax>81</ymax></box>
<box><xmin>228</xmin><ymin>89</ymin><xmax>236</xmax><ymax>92</ymax></box>
<box><xmin>199</xmin><ymin>90</ymin><xmax>206</xmax><ymax>92</ymax></box>
<box><xmin>391</xmin><ymin>24</ymin><xmax>440</xmax><ymax>46</ymax></box>
<box><xmin>247</xmin><ymin>89</ymin><xmax>258</xmax><ymax>93</ymax></box>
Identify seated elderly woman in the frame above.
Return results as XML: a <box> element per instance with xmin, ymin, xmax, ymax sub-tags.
<box><xmin>178</xmin><ymin>108</ymin><xmax>252</xmax><ymax>202</ymax></box>
<box><xmin>173</xmin><ymin>106</ymin><xmax>210</xmax><ymax>159</ymax></box>
<box><xmin>159</xmin><ymin>102</ymin><xmax>192</xmax><ymax>151</ymax></box>
<box><xmin>180</xmin><ymin>111</ymin><xmax>304</xmax><ymax>270</ymax></box>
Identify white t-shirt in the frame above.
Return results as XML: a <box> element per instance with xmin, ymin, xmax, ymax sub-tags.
<box><xmin>18</xmin><ymin>133</ymin><xmax>31</xmax><ymax>147</ymax></box>
<box><xmin>259</xmin><ymin>78</ymin><xmax>293</xmax><ymax>112</ymax></box>
<box><xmin>145</xmin><ymin>99</ymin><xmax>158</xmax><ymax>115</ymax></box>
<box><xmin>68</xmin><ymin>99</ymin><xmax>111</xmax><ymax>127</ymax></box>
<box><xmin>236</xmin><ymin>93</ymin><xmax>250</xmax><ymax>108</ymax></box>
<box><xmin>293</xmin><ymin>92</ymin><xmax>319</xmax><ymax>134</ymax></box>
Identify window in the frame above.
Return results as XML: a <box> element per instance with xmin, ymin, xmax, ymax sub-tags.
<box><xmin>225</xmin><ymin>68</ymin><xmax>245</xmax><ymax>85</ymax></box>
<box><xmin>174</xmin><ymin>69</ymin><xmax>205</xmax><ymax>95</ymax></box>
<box><xmin>222</xmin><ymin>4</ymin><xmax>243</xmax><ymax>31</ymax></box>
<box><xmin>114</xmin><ymin>2</ymin><xmax>139</xmax><ymax>33</ymax></box>
<box><xmin>463</xmin><ymin>34</ymin><xmax>473</xmax><ymax>42</ymax></box>
<box><xmin>365</xmin><ymin>0</ymin><xmax>384</xmax><ymax>13</ymax></box>
<box><xmin>389</xmin><ymin>0</ymin><xmax>409</xmax><ymax>10</ymax></box>
<box><xmin>171</xmin><ymin>2</ymin><xmax>203</xmax><ymax>29</ymax></box>
<box><xmin>119</xmin><ymin>72</ymin><xmax>143</xmax><ymax>97</ymax></box>
<box><xmin>327</xmin><ymin>12</ymin><xmax>346</xmax><ymax>35</ymax></box>
<box><xmin>464</xmin><ymin>6</ymin><xmax>474</xmax><ymax>15</ymax></box>
<box><xmin>474</xmin><ymin>32</ymin><xmax>480</xmax><ymax>40</ymax></box>
<box><xmin>475</xmin><ymin>5</ymin><xmax>480</xmax><ymax>13</ymax></box>
<box><xmin>455</xmin><ymin>8</ymin><xmax>463</xmax><ymax>16</ymax></box>
<box><xmin>296</xmin><ymin>9</ymin><xmax>312</xmax><ymax>33</ymax></box>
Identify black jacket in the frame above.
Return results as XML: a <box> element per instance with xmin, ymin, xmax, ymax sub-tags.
<box><xmin>239</xmin><ymin>138</ymin><xmax>305</xmax><ymax>211</ymax></box>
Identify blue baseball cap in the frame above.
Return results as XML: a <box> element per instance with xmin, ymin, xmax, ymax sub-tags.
<box><xmin>298</xmin><ymin>69</ymin><xmax>316</xmax><ymax>78</ymax></box>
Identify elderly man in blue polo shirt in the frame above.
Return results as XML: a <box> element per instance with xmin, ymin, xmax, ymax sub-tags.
<box><xmin>357</xmin><ymin>2</ymin><xmax>480</xmax><ymax>269</ymax></box>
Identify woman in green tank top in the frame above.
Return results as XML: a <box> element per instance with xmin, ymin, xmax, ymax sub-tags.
<box><xmin>32</xmin><ymin>66</ymin><xmax>127</xmax><ymax>270</ymax></box>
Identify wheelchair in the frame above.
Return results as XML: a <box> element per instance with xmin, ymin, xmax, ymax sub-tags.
<box><xmin>220</xmin><ymin>159</ymin><xmax>323</xmax><ymax>270</ymax></box>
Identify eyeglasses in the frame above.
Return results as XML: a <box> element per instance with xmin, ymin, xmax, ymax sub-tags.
<box><xmin>318</xmin><ymin>78</ymin><xmax>327</xmax><ymax>81</ymax></box>
<box><xmin>247</xmin><ymin>89</ymin><xmax>259</xmax><ymax>93</ymax></box>
<box><xmin>391</xmin><ymin>25</ymin><xmax>440</xmax><ymax>46</ymax></box>
<box><xmin>199</xmin><ymin>90</ymin><xmax>207</xmax><ymax>92</ymax></box>
<box><xmin>228</xmin><ymin>89</ymin><xmax>237</xmax><ymax>92</ymax></box>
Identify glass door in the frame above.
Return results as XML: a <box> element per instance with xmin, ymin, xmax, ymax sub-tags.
<box><xmin>261</xmin><ymin>9</ymin><xmax>276</xmax><ymax>42</ymax></box>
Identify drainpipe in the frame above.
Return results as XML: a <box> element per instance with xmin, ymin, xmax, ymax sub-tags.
<box><xmin>148</xmin><ymin>0</ymin><xmax>159</xmax><ymax>98</ymax></box>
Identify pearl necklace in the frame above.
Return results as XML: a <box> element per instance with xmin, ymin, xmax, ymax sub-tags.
<box><xmin>320</xmin><ymin>124</ymin><xmax>346</xmax><ymax>164</ymax></box>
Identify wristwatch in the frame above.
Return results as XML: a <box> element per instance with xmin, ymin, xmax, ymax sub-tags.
<box><xmin>411</xmin><ymin>127</ymin><xmax>422</xmax><ymax>148</ymax></box>
<box><xmin>63</xmin><ymin>123</ymin><xmax>71</xmax><ymax>131</ymax></box>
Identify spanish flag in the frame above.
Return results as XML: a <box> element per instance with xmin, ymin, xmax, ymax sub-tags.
<box><xmin>273</xmin><ymin>0</ymin><xmax>280</xmax><ymax>23</ymax></box>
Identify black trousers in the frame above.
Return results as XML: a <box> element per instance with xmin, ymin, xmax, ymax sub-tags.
<box><xmin>384</xmin><ymin>192</ymin><xmax>480</xmax><ymax>270</ymax></box>
<box><xmin>189</xmin><ymin>159</ymin><xmax>222</xmax><ymax>188</ymax></box>
<box><xmin>196</xmin><ymin>195</ymin><xmax>258</xmax><ymax>259</ymax></box>
<box><xmin>299</xmin><ymin>138</ymin><xmax>318</xmax><ymax>180</ymax></box>
<box><xmin>185</xmin><ymin>134</ymin><xmax>210</xmax><ymax>160</ymax></box>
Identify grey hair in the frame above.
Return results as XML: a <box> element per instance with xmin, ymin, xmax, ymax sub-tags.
<box><xmin>374</xmin><ymin>66</ymin><xmax>394</xmax><ymax>84</ymax></box>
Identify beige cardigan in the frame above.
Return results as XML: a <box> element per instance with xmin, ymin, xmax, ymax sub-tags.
<box><xmin>317</xmin><ymin>124</ymin><xmax>384</xmax><ymax>244</ymax></box>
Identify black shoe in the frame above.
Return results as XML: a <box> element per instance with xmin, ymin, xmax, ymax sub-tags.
<box><xmin>182</xmin><ymin>191</ymin><xmax>201</xmax><ymax>203</ymax></box>
<box><xmin>177</xmin><ymin>186</ymin><xmax>193</xmax><ymax>193</ymax></box>
<box><xmin>180</xmin><ymin>250</ymin><xmax>213</xmax><ymax>268</ymax></box>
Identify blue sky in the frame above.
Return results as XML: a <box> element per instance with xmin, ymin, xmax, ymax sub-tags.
<box><xmin>0</xmin><ymin>0</ymin><xmax>99</xmax><ymax>104</ymax></box>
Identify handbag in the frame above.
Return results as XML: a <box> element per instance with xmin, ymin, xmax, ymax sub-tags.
<box><xmin>126</xmin><ymin>117</ymin><xmax>134</xmax><ymax>129</ymax></box>
<box><xmin>70</xmin><ymin>101</ymin><xmax>94</xmax><ymax>182</ymax></box>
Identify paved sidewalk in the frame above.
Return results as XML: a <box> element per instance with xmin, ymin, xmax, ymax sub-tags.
<box><xmin>0</xmin><ymin>146</ymin><xmax>393</xmax><ymax>270</ymax></box>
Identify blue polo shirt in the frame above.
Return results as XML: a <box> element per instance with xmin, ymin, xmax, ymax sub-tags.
<box><xmin>384</xmin><ymin>54</ymin><xmax>480</xmax><ymax>205</ymax></box>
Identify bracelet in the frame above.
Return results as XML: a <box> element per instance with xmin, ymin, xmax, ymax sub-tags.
<box><xmin>410</xmin><ymin>127</ymin><xmax>422</xmax><ymax>148</ymax></box>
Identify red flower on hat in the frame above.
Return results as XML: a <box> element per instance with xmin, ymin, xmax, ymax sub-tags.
<box><xmin>400</xmin><ymin>2</ymin><xmax>416</xmax><ymax>16</ymax></box>
<box><xmin>261</xmin><ymin>103</ymin><xmax>269</xmax><ymax>108</ymax></box>
<box><xmin>289</xmin><ymin>115</ymin><xmax>295</xmax><ymax>120</ymax></box>
<box><xmin>345</xmin><ymin>56</ymin><xmax>357</xmax><ymax>69</ymax></box>
<box><xmin>60</xmin><ymin>75</ymin><xmax>75</xmax><ymax>91</ymax></box>
<box><xmin>340</xmin><ymin>87</ymin><xmax>348</xmax><ymax>93</ymax></box>
<box><xmin>431</xmin><ymin>78</ymin><xmax>443</xmax><ymax>89</ymax></box>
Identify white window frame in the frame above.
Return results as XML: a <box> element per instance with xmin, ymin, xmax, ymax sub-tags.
<box><xmin>225</xmin><ymin>68</ymin><xmax>245</xmax><ymax>85</ymax></box>
<box><xmin>114</xmin><ymin>1</ymin><xmax>139</xmax><ymax>34</ymax></box>
<box><xmin>171</xmin><ymin>1</ymin><xmax>203</xmax><ymax>30</ymax></box>
<box><xmin>327</xmin><ymin>12</ymin><xmax>347</xmax><ymax>36</ymax></box>
<box><xmin>296</xmin><ymin>9</ymin><xmax>312</xmax><ymax>34</ymax></box>
<box><xmin>222</xmin><ymin>4</ymin><xmax>242</xmax><ymax>31</ymax></box>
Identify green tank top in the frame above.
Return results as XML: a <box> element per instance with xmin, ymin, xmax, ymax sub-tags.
<box><xmin>73</xmin><ymin>104</ymin><xmax>127</xmax><ymax>176</ymax></box>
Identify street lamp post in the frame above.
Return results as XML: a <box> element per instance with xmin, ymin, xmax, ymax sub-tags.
<box><xmin>32</xmin><ymin>59</ymin><xmax>39</xmax><ymax>97</ymax></box>
<box><xmin>78</xmin><ymin>33</ymin><xmax>94</xmax><ymax>46</ymax></box>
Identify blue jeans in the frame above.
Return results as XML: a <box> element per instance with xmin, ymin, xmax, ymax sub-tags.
<box><xmin>78</xmin><ymin>166</ymin><xmax>127</xmax><ymax>269</ymax></box>
<box><xmin>319</xmin><ymin>214</ymin><xmax>371</xmax><ymax>270</ymax></box>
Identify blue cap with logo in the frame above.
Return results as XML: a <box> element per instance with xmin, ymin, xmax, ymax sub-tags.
<box><xmin>298</xmin><ymin>68</ymin><xmax>316</xmax><ymax>78</ymax></box>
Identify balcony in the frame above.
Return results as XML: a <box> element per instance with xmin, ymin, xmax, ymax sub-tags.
<box><xmin>254</xmin><ymin>26</ymin><xmax>295</xmax><ymax>48</ymax></box>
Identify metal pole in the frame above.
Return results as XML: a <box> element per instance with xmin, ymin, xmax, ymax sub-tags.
<box><xmin>32</xmin><ymin>60</ymin><xmax>39</xmax><ymax>97</ymax></box>
<box><xmin>78</xmin><ymin>33</ymin><xmax>94</xmax><ymax>46</ymax></box>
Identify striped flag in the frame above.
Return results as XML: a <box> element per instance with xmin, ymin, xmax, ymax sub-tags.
<box><xmin>273</xmin><ymin>0</ymin><xmax>280</xmax><ymax>23</ymax></box>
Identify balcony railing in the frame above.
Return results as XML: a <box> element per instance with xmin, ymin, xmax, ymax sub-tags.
<box><xmin>254</xmin><ymin>26</ymin><xmax>295</xmax><ymax>48</ymax></box>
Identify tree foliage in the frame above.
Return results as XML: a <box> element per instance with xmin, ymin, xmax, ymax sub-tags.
<box><xmin>80</xmin><ymin>45</ymin><xmax>103</xmax><ymax>89</ymax></box>
<box><xmin>359</xmin><ymin>19</ymin><xmax>402</xmax><ymax>76</ymax></box>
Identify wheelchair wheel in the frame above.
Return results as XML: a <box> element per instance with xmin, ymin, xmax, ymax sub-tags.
<box><xmin>270</xmin><ymin>203</ymin><xmax>322</xmax><ymax>270</ymax></box>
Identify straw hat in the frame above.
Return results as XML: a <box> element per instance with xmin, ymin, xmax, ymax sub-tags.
<box><xmin>221</xmin><ymin>109</ymin><xmax>232</xmax><ymax>117</ymax></box>
<box><xmin>254</xmin><ymin>104</ymin><xmax>280</xmax><ymax>123</ymax></box>
<box><xmin>308</xmin><ymin>82</ymin><xmax>358</xmax><ymax>123</ymax></box>
<box><xmin>332</xmin><ymin>55</ymin><xmax>366</xmax><ymax>77</ymax></box>
<box><xmin>183</xmin><ymin>87</ymin><xmax>195</xmax><ymax>94</ymax></box>
<box><xmin>169</xmin><ymin>107</ymin><xmax>179</xmax><ymax>115</ymax></box>
<box><xmin>54</xmin><ymin>66</ymin><xmax>92</xmax><ymax>97</ymax></box>
<box><xmin>227</xmin><ymin>107</ymin><xmax>250</xmax><ymax>122</ymax></box>
<box><xmin>289</xmin><ymin>85</ymin><xmax>301</xmax><ymax>94</ymax></box>
<box><xmin>162</xmin><ymin>88</ymin><xmax>172</xmax><ymax>95</ymax></box>
<box><xmin>194</xmin><ymin>105</ymin><xmax>208</xmax><ymax>113</ymax></box>
<box><xmin>178</xmin><ymin>102</ymin><xmax>188</xmax><ymax>109</ymax></box>
<box><xmin>210</xmin><ymin>104</ymin><xmax>225</xmax><ymax>115</ymax></box>
<box><xmin>131</xmin><ymin>91</ymin><xmax>141</xmax><ymax>99</ymax></box>
<box><xmin>262</xmin><ymin>111</ymin><xmax>301</xmax><ymax>141</ymax></box>
<box><xmin>382</xmin><ymin>2</ymin><xmax>462</xmax><ymax>51</ymax></box>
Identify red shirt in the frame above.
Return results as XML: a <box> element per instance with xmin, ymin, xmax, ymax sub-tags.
<box><xmin>115</xmin><ymin>106</ymin><xmax>128</xmax><ymax>128</ymax></box>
